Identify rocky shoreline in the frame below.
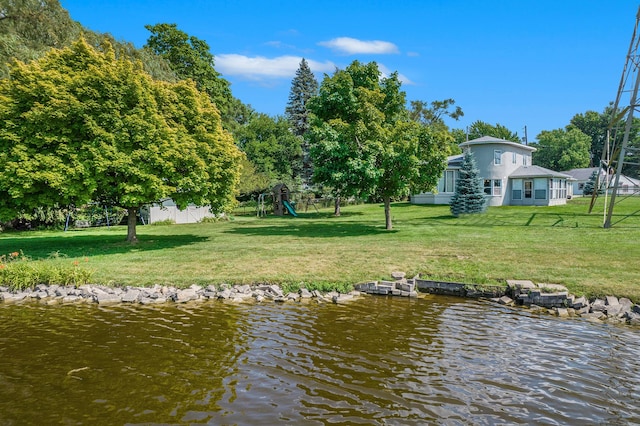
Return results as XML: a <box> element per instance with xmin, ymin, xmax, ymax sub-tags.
<box><xmin>0</xmin><ymin>282</ymin><xmax>363</xmax><ymax>306</ymax></box>
<box><xmin>416</xmin><ymin>277</ymin><xmax>640</xmax><ymax>326</ymax></box>
<box><xmin>2</xmin><ymin>273</ymin><xmax>639</xmax><ymax>327</ymax></box>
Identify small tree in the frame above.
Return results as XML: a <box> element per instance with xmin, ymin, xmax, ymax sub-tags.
<box><xmin>450</xmin><ymin>151</ymin><xmax>486</xmax><ymax>216</ymax></box>
<box><xmin>583</xmin><ymin>170</ymin><xmax>604</xmax><ymax>196</ymax></box>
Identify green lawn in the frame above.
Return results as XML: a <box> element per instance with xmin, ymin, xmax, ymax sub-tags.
<box><xmin>1</xmin><ymin>196</ymin><xmax>639</xmax><ymax>301</ymax></box>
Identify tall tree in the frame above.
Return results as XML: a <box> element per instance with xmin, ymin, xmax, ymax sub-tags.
<box><xmin>308</xmin><ymin>60</ymin><xmax>449</xmax><ymax>229</ymax></box>
<box><xmin>0</xmin><ymin>0</ymin><xmax>82</xmax><ymax>77</ymax></box>
<box><xmin>144</xmin><ymin>23</ymin><xmax>233</xmax><ymax>124</ymax></box>
<box><xmin>466</xmin><ymin>120</ymin><xmax>520</xmax><ymax>143</ymax></box>
<box><xmin>568</xmin><ymin>109</ymin><xmax>611</xmax><ymax>167</ymax></box>
<box><xmin>449</xmin><ymin>151</ymin><xmax>486</xmax><ymax>216</ymax></box>
<box><xmin>531</xmin><ymin>128</ymin><xmax>591</xmax><ymax>171</ymax></box>
<box><xmin>286</xmin><ymin>58</ymin><xmax>319</xmax><ymax>136</ymax></box>
<box><xmin>409</xmin><ymin>99</ymin><xmax>463</xmax><ymax>125</ymax></box>
<box><xmin>0</xmin><ymin>38</ymin><xmax>243</xmax><ymax>242</ymax></box>
<box><xmin>234</xmin><ymin>113</ymin><xmax>303</xmax><ymax>184</ymax></box>
<box><xmin>410</xmin><ymin>99</ymin><xmax>463</xmax><ymax>155</ymax></box>
<box><xmin>285</xmin><ymin>58</ymin><xmax>319</xmax><ymax>187</ymax></box>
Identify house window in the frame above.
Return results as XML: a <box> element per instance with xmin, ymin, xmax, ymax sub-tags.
<box><xmin>523</xmin><ymin>156</ymin><xmax>529</xmax><ymax>166</ymax></box>
<box><xmin>443</xmin><ymin>170</ymin><xmax>456</xmax><ymax>193</ymax></box>
<box><xmin>493</xmin><ymin>179</ymin><xmax>502</xmax><ymax>196</ymax></box>
<box><xmin>512</xmin><ymin>190</ymin><xmax>522</xmax><ymax>200</ymax></box>
<box><xmin>535</xmin><ymin>189</ymin><xmax>546</xmax><ymax>199</ymax></box>
<box><xmin>484</xmin><ymin>179</ymin><xmax>502</xmax><ymax>196</ymax></box>
<box><xmin>512</xmin><ymin>152</ymin><xmax>517</xmax><ymax>164</ymax></box>
<box><xmin>494</xmin><ymin>150</ymin><xmax>502</xmax><ymax>165</ymax></box>
<box><xmin>549</xmin><ymin>178</ymin><xmax>566</xmax><ymax>199</ymax></box>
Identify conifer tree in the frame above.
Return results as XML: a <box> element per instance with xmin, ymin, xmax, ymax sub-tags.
<box><xmin>285</xmin><ymin>58</ymin><xmax>318</xmax><ymax>186</ymax></box>
<box><xmin>450</xmin><ymin>151</ymin><xmax>486</xmax><ymax>216</ymax></box>
<box><xmin>583</xmin><ymin>170</ymin><xmax>604</xmax><ymax>195</ymax></box>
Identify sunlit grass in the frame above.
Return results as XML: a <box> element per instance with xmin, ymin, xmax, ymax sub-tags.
<box><xmin>1</xmin><ymin>196</ymin><xmax>639</xmax><ymax>301</ymax></box>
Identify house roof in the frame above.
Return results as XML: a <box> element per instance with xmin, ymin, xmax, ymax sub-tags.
<box><xmin>509</xmin><ymin>165</ymin><xmax>575</xmax><ymax>180</ymax></box>
<box><xmin>561</xmin><ymin>167</ymin><xmax>600</xmax><ymax>181</ymax></box>
<box><xmin>459</xmin><ymin>135</ymin><xmax>536</xmax><ymax>152</ymax></box>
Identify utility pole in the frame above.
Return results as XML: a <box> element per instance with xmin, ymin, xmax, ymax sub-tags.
<box><xmin>598</xmin><ymin>6</ymin><xmax>640</xmax><ymax>228</ymax></box>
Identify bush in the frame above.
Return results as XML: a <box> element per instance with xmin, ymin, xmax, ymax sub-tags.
<box><xmin>0</xmin><ymin>251</ymin><xmax>93</xmax><ymax>291</ymax></box>
<box><xmin>150</xmin><ymin>219</ymin><xmax>175</xmax><ymax>226</ymax></box>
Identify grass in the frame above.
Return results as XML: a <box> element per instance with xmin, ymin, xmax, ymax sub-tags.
<box><xmin>1</xmin><ymin>196</ymin><xmax>639</xmax><ymax>301</ymax></box>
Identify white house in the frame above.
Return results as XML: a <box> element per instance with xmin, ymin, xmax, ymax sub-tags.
<box><xmin>412</xmin><ymin>136</ymin><xmax>574</xmax><ymax>207</ymax></box>
<box><xmin>563</xmin><ymin>167</ymin><xmax>640</xmax><ymax>196</ymax></box>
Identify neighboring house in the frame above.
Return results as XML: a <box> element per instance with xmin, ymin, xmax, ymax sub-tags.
<box><xmin>563</xmin><ymin>167</ymin><xmax>640</xmax><ymax>196</ymax></box>
<box><xmin>412</xmin><ymin>136</ymin><xmax>574</xmax><ymax>207</ymax></box>
<box><xmin>562</xmin><ymin>167</ymin><xmax>601</xmax><ymax>196</ymax></box>
<box><xmin>140</xmin><ymin>198</ymin><xmax>215</xmax><ymax>224</ymax></box>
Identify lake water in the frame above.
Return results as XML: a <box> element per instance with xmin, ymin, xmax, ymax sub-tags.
<box><xmin>1</xmin><ymin>295</ymin><xmax>639</xmax><ymax>425</ymax></box>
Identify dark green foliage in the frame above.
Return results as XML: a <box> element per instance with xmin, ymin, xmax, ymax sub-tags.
<box><xmin>286</xmin><ymin>58</ymin><xmax>318</xmax><ymax>136</ymax></box>
<box><xmin>144</xmin><ymin>23</ymin><xmax>233</xmax><ymax>124</ymax></box>
<box><xmin>465</xmin><ymin>120</ymin><xmax>520</xmax><ymax>142</ymax></box>
<box><xmin>234</xmin><ymin>113</ymin><xmax>303</xmax><ymax>184</ymax></box>
<box><xmin>286</xmin><ymin>59</ymin><xmax>319</xmax><ymax>186</ymax></box>
<box><xmin>0</xmin><ymin>0</ymin><xmax>82</xmax><ymax>77</ymax></box>
<box><xmin>582</xmin><ymin>170</ymin><xmax>604</xmax><ymax>196</ymax></box>
<box><xmin>450</xmin><ymin>151</ymin><xmax>486</xmax><ymax>216</ymax></box>
<box><xmin>531</xmin><ymin>128</ymin><xmax>591</xmax><ymax>171</ymax></box>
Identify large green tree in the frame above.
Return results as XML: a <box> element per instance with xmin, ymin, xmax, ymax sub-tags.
<box><xmin>531</xmin><ymin>128</ymin><xmax>591</xmax><ymax>171</ymax></box>
<box><xmin>465</xmin><ymin>120</ymin><xmax>520</xmax><ymax>143</ymax></box>
<box><xmin>285</xmin><ymin>58</ymin><xmax>319</xmax><ymax>186</ymax></box>
<box><xmin>144</xmin><ymin>23</ymin><xmax>233</xmax><ymax>124</ymax></box>
<box><xmin>0</xmin><ymin>0</ymin><xmax>81</xmax><ymax>77</ymax></box>
<box><xmin>0</xmin><ymin>38</ymin><xmax>243</xmax><ymax>242</ymax></box>
<box><xmin>234</xmin><ymin>113</ymin><xmax>303</xmax><ymax>184</ymax></box>
<box><xmin>568</xmin><ymin>106</ymin><xmax>640</xmax><ymax>177</ymax></box>
<box><xmin>308</xmin><ymin>60</ymin><xmax>449</xmax><ymax>229</ymax></box>
<box><xmin>568</xmin><ymin>109</ymin><xmax>611</xmax><ymax>167</ymax></box>
<box><xmin>410</xmin><ymin>98</ymin><xmax>463</xmax><ymax>155</ymax></box>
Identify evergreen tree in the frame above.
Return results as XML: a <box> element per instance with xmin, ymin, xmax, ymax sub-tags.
<box><xmin>285</xmin><ymin>58</ymin><xmax>318</xmax><ymax>187</ymax></box>
<box><xmin>450</xmin><ymin>151</ymin><xmax>486</xmax><ymax>216</ymax></box>
<box><xmin>583</xmin><ymin>170</ymin><xmax>604</xmax><ymax>196</ymax></box>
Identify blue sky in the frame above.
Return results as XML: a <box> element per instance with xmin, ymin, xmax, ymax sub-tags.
<box><xmin>60</xmin><ymin>0</ymin><xmax>639</xmax><ymax>142</ymax></box>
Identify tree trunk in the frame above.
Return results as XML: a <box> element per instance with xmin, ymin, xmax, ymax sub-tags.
<box><xmin>384</xmin><ymin>196</ymin><xmax>392</xmax><ymax>230</ymax></box>
<box><xmin>126</xmin><ymin>207</ymin><xmax>138</xmax><ymax>244</ymax></box>
<box><xmin>334</xmin><ymin>195</ymin><xmax>341</xmax><ymax>216</ymax></box>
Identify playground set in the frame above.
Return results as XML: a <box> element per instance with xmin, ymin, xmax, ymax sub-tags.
<box><xmin>257</xmin><ymin>184</ymin><xmax>298</xmax><ymax>217</ymax></box>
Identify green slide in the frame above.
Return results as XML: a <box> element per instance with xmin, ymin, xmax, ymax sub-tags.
<box><xmin>282</xmin><ymin>200</ymin><xmax>298</xmax><ymax>217</ymax></box>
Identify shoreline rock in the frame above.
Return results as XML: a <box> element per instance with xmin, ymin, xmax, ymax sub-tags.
<box><xmin>2</xmin><ymin>273</ymin><xmax>639</xmax><ymax>327</ymax></box>
<box><xmin>416</xmin><ymin>277</ymin><xmax>640</xmax><ymax>326</ymax></box>
<box><xmin>0</xmin><ymin>283</ymin><xmax>366</xmax><ymax>307</ymax></box>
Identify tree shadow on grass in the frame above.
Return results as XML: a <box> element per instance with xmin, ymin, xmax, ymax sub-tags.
<box><xmin>225</xmin><ymin>220</ymin><xmax>394</xmax><ymax>238</ymax></box>
<box><xmin>0</xmin><ymin>233</ymin><xmax>209</xmax><ymax>260</ymax></box>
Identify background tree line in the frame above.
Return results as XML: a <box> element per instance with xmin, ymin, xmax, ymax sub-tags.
<box><xmin>1</xmin><ymin>0</ymin><xmax>637</xmax><ymax>236</ymax></box>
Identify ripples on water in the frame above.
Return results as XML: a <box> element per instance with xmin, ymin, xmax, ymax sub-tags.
<box><xmin>0</xmin><ymin>296</ymin><xmax>639</xmax><ymax>425</ymax></box>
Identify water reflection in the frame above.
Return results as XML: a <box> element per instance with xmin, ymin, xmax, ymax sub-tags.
<box><xmin>0</xmin><ymin>296</ymin><xmax>639</xmax><ymax>425</ymax></box>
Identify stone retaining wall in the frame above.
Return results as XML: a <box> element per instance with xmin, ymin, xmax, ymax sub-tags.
<box><xmin>417</xmin><ymin>276</ymin><xmax>640</xmax><ymax>326</ymax></box>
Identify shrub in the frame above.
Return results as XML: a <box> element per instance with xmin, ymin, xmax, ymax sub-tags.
<box><xmin>0</xmin><ymin>251</ymin><xmax>93</xmax><ymax>291</ymax></box>
<box><xmin>150</xmin><ymin>219</ymin><xmax>175</xmax><ymax>226</ymax></box>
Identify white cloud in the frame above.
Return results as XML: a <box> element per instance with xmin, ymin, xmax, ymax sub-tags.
<box><xmin>318</xmin><ymin>37</ymin><xmax>399</xmax><ymax>55</ymax></box>
<box><xmin>216</xmin><ymin>54</ymin><xmax>336</xmax><ymax>80</ymax></box>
